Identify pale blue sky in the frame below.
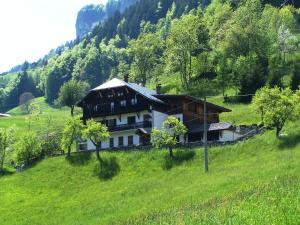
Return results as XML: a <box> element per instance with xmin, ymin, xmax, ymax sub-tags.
<box><xmin>0</xmin><ymin>0</ymin><xmax>107</xmax><ymax>73</ymax></box>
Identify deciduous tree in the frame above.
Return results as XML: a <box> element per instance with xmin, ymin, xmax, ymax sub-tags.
<box><xmin>151</xmin><ymin>116</ymin><xmax>187</xmax><ymax>158</ymax></box>
<box><xmin>61</xmin><ymin>117</ymin><xmax>84</xmax><ymax>157</ymax></box>
<box><xmin>252</xmin><ymin>87</ymin><xmax>299</xmax><ymax>137</ymax></box>
<box><xmin>0</xmin><ymin>127</ymin><xmax>15</xmax><ymax>174</ymax></box>
<box><xmin>82</xmin><ymin>120</ymin><xmax>110</xmax><ymax>162</ymax></box>
<box><xmin>57</xmin><ymin>80</ymin><xmax>89</xmax><ymax>116</ymax></box>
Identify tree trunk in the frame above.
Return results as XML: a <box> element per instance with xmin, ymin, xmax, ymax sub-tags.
<box><xmin>0</xmin><ymin>158</ymin><xmax>4</xmax><ymax>175</ymax></box>
<box><xmin>71</xmin><ymin>106</ymin><xmax>74</xmax><ymax>117</ymax></box>
<box><xmin>67</xmin><ymin>145</ymin><xmax>71</xmax><ymax>157</ymax></box>
<box><xmin>169</xmin><ymin>147</ymin><xmax>174</xmax><ymax>158</ymax></box>
<box><xmin>95</xmin><ymin>145</ymin><xmax>103</xmax><ymax>162</ymax></box>
<box><xmin>276</xmin><ymin>125</ymin><xmax>282</xmax><ymax>138</ymax></box>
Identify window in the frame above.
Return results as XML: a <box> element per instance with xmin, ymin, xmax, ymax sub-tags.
<box><xmin>117</xmin><ymin>92</ymin><xmax>124</xmax><ymax>97</ymax></box>
<box><xmin>120</xmin><ymin>100</ymin><xmax>126</xmax><ymax>107</ymax></box>
<box><xmin>128</xmin><ymin>136</ymin><xmax>133</xmax><ymax>146</ymax></box>
<box><xmin>131</xmin><ymin>98</ymin><xmax>137</xmax><ymax>105</ymax></box>
<box><xmin>110</xmin><ymin>102</ymin><xmax>115</xmax><ymax>112</ymax></box>
<box><xmin>109</xmin><ymin>138</ymin><xmax>114</xmax><ymax>148</ymax></box>
<box><xmin>78</xmin><ymin>143</ymin><xmax>87</xmax><ymax>151</ymax></box>
<box><xmin>107</xmin><ymin>119</ymin><xmax>116</xmax><ymax>127</ymax></box>
<box><xmin>118</xmin><ymin>136</ymin><xmax>124</xmax><ymax>147</ymax></box>
<box><xmin>128</xmin><ymin>116</ymin><xmax>136</xmax><ymax>125</ymax></box>
<box><xmin>143</xmin><ymin>114</ymin><xmax>151</xmax><ymax>122</ymax></box>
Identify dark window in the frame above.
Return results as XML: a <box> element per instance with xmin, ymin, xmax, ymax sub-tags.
<box><xmin>188</xmin><ymin>133</ymin><xmax>203</xmax><ymax>142</ymax></box>
<box><xmin>111</xmin><ymin>102</ymin><xmax>115</xmax><ymax>112</ymax></box>
<box><xmin>128</xmin><ymin>136</ymin><xmax>133</xmax><ymax>146</ymax></box>
<box><xmin>118</xmin><ymin>136</ymin><xmax>124</xmax><ymax>147</ymax></box>
<box><xmin>109</xmin><ymin>138</ymin><xmax>114</xmax><ymax>148</ymax></box>
<box><xmin>143</xmin><ymin>114</ymin><xmax>151</xmax><ymax>122</ymax></box>
<box><xmin>208</xmin><ymin>131</ymin><xmax>220</xmax><ymax>141</ymax></box>
<box><xmin>131</xmin><ymin>98</ymin><xmax>137</xmax><ymax>105</ymax></box>
<box><xmin>78</xmin><ymin>143</ymin><xmax>87</xmax><ymax>151</ymax></box>
<box><xmin>107</xmin><ymin>119</ymin><xmax>116</xmax><ymax>127</ymax></box>
<box><xmin>120</xmin><ymin>100</ymin><xmax>126</xmax><ymax>107</ymax></box>
<box><xmin>128</xmin><ymin>116</ymin><xmax>136</xmax><ymax>125</ymax></box>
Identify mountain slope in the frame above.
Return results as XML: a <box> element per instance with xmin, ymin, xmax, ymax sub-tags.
<box><xmin>76</xmin><ymin>0</ymin><xmax>136</xmax><ymax>39</ymax></box>
<box><xmin>1</xmin><ymin>118</ymin><xmax>300</xmax><ymax>224</ymax></box>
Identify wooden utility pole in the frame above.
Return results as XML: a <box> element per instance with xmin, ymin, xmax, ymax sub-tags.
<box><xmin>204</xmin><ymin>96</ymin><xmax>208</xmax><ymax>173</ymax></box>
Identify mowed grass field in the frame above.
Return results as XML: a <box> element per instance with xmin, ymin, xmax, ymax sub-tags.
<box><xmin>0</xmin><ymin>97</ymin><xmax>300</xmax><ymax>224</ymax></box>
<box><xmin>0</xmin><ymin>97</ymin><xmax>70</xmax><ymax>133</ymax></box>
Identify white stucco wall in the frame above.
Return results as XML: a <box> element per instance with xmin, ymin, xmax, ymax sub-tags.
<box><xmin>152</xmin><ymin>110</ymin><xmax>168</xmax><ymax>129</ymax></box>
<box><xmin>94</xmin><ymin>110</ymin><xmax>150</xmax><ymax>126</ymax></box>
<box><xmin>86</xmin><ymin>130</ymin><xmax>141</xmax><ymax>150</ymax></box>
<box><xmin>152</xmin><ymin>111</ymin><xmax>185</xmax><ymax>143</ymax></box>
<box><xmin>81</xmin><ymin>111</ymin><xmax>186</xmax><ymax>151</ymax></box>
<box><xmin>219</xmin><ymin>130</ymin><xmax>243</xmax><ymax>142</ymax></box>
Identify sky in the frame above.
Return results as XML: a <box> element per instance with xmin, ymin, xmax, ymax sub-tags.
<box><xmin>0</xmin><ymin>0</ymin><xmax>107</xmax><ymax>73</ymax></box>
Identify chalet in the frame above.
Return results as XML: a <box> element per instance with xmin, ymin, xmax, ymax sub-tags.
<box><xmin>77</xmin><ymin>76</ymin><xmax>234</xmax><ymax>151</ymax></box>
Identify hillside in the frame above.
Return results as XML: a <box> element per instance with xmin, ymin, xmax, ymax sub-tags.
<box><xmin>0</xmin><ymin>97</ymin><xmax>70</xmax><ymax>133</ymax></box>
<box><xmin>1</xmin><ymin>118</ymin><xmax>300</xmax><ymax>224</ymax></box>
<box><xmin>76</xmin><ymin>0</ymin><xmax>136</xmax><ymax>38</ymax></box>
<box><xmin>1</xmin><ymin>0</ymin><xmax>299</xmax><ymax>113</ymax></box>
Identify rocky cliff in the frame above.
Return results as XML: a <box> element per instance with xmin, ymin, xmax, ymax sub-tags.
<box><xmin>76</xmin><ymin>0</ymin><xmax>136</xmax><ymax>39</ymax></box>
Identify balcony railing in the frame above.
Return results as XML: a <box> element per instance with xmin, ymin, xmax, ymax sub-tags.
<box><xmin>83</xmin><ymin>103</ymin><xmax>150</xmax><ymax>118</ymax></box>
<box><xmin>107</xmin><ymin>121</ymin><xmax>152</xmax><ymax>132</ymax></box>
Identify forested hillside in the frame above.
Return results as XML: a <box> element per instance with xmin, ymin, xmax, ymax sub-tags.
<box><xmin>76</xmin><ymin>0</ymin><xmax>137</xmax><ymax>38</ymax></box>
<box><xmin>0</xmin><ymin>0</ymin><xmax>299</xmax><ymax>112</ymax></box>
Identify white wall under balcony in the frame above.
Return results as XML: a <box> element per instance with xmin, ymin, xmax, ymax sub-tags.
<box><xmin>86</xmin><ymin>130</ymin><xmax>140</xmax><ymax>150</ymax></box>
<box><xmin>94</xmin><ymin>110</ymin><xmax>150</xmax><ymax>126</ymax></box>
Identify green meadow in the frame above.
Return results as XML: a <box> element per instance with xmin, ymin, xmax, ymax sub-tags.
<box><xmin>1</xmin><ymin>97</ymin><xmax>300</xmax><ymax>224</ymax></box>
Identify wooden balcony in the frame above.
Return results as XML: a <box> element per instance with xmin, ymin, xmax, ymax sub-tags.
<box><xmin>107</xmin><ymin>121</ymin><xmax>152</xmax><ymax>132</ymax></box>
<box><xmin>83</xmin><ymin>103</ymin><xmax>150</xmax><ymax>119</ymax></box>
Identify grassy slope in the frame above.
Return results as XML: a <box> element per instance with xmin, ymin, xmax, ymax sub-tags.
<box><xmin>1</xmin><ymin>121</ymin><xmax>300</xmax><ymax>224</ymax></box>
<box><xmin>0</xmin><ymin>100</ymin><xmax>300</xmax><ymax>225</ymax></box>
<box><xmin>1</xmin><ymin>95</ymin><xmax>299</xmax><ymax>224</ymax></box>
<box><xmin>0</xmin><ymin>97</ymin><xmax>70</xmax><ymax>133</ymax></box>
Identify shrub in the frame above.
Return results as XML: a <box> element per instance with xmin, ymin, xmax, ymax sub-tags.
<box><xmin>40</xmin><ymin>131</ymin><xmax>63</xmax><ymax>156</ymax></box>
<box><xmin>14</xmin><ymin>131</ymin><xmax>42</xmax><ymax>167</ymax></box>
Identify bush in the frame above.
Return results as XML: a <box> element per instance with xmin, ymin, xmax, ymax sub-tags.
<box><xmin>40</xmin><ymin>131</ymin><xmax>63</xmax><ymax>156</ymax></box>
<box><xmin>14</xmin><ymin>131</ymin><xmax>42</xmax><ymax>167</ymax></box>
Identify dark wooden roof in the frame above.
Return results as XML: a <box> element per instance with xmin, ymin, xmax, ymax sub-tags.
<box><xmin>77</xmin><ymin>78</ymin><xmax>165</xmax><ymax>107</ymax></box>
<box><xmin>154</xmin><ymin>94</ymin><xmax>232</xmax><ymax>113</ymax></box>
<box><xmin>188</xmin><ymin>122</ymin><xmax>233</xmax><ymax>133</ymax></box>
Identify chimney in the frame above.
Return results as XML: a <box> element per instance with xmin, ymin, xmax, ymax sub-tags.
<box><xmin>124</xmin><ymin>74</ymin><xmax>129</xmax><ymax>83</ymax></box>
<box><xmin>156</xmin><ymin>84</ymin><xmax>162</xmax><ymax>94</ymax></box>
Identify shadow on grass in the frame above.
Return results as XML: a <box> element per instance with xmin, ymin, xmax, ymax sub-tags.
<box><xmin>0</xmin><ymin>168</ymin><xmax>15</xmax><ymax>177</ymax></box>
<box><xmin>94</xmin><ymin>157</ymin><xmax>120</xmax><ymax>181</ymax></box>
<box><xmin>66</xmin><ymin>152</ymin><xmax>92</xmax><ymax>166</ymax></box>
<box><xmin>163</xmin><ymin>150</ymin><xmax>196</xmax><ymax>170</ymax></box>
<box><xmin>278</xmin><ymin>132</ymin><xmax>300</xmax><ymax>149</ymax></box>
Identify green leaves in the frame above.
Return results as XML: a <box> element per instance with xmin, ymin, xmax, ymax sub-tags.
<box><xmin>0</xmin><ymin>126</ymin><xmax>15</xmax><ymax>172</ymax></box>
<box><xmin>128</xmin><ymin>33</ymin><xmax>164</xmax><ymax>85</ymax></box>
<box><xmin>151</xmin><ymin>116</ymin><xmax>187</xmax><ymax>151</ymax></box>
<box><xmin>252</xmin><ymin>86</ymin><xmax>300</xmax><ymax>137</ymax></box>
<box><xmin>56</xmin><ymin>80</ymin><xmax>89</xmax><ymax>116</ymax></box>
<box><xmin>13</xmin><ymin>131</ymin><xmax>42</xmax><ymax>167</ymax></box>
<box><xmin>61</xmin><ymin>116</ymin><xmax>84</xmax><ymax>156</ymax></box>
<box><xmin>82</xmin><ymin>120</ymin><xmax>110</xmax><ymax>146</ymax></box>
<box><xmin>165</xmin><ymin>13</ymin><xmax>209</xmax><ymax>88</ymax></box>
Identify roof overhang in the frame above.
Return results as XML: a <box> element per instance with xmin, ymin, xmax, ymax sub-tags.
<box><xmin>154</xmin><ymin>94</ymin><xmax>231</xmax><ymax>113</ymax></box>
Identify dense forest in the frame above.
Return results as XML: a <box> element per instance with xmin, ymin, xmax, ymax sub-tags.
<box><xmin>0</xmin><ymin>0</ymin><xmax>299</xmax><ymax>111</ymax></box>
